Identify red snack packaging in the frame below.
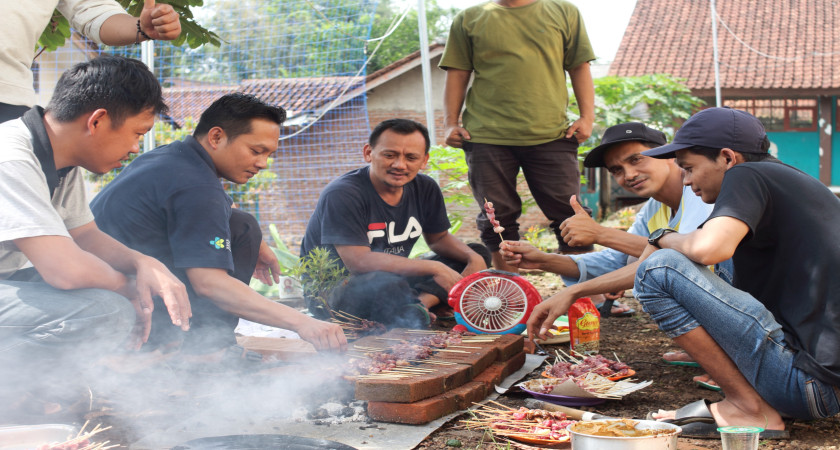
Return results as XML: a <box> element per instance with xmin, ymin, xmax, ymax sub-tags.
<box><xmin>568</xmin><ymin>297</ymin><xmax>601</xmax><ymax>355</ymax></box>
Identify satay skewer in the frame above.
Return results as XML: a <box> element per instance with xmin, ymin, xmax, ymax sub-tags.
<box><xmin>484</xmin><ymin>197</ymin><xmax>505</xmax><ymax>243</ymax></box>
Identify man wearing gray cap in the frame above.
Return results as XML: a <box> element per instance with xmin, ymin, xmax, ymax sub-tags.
<box><xmin>503</xmin><ymin>122</ymin><xmax>714</xmax><ymax>316</ymax></box>
<box><xmin>636</xmin><ymin>107</ymin><xmax>840</xmax><ymax>436</ymax></box>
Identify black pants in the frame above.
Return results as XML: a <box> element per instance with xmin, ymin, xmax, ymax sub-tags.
<box><xmin>148</xmin><ymin>209</ymin><xmax>262</xmax><ymax>354</ymax></box>
<box><xmin>463</xmin><ymin>137</ymin><xmax>591</xmax><ymax>252</ymax></box>
<box><xmin>316</xmin><ymin>243</ymin><xmax>491</xmax><ymax>327</ymax></box>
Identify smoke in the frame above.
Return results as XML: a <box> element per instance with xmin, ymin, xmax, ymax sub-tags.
<box><xmin>0</xmin><ymin>330</ymin><xmax>360</xmax><ymax>447</ymax></box>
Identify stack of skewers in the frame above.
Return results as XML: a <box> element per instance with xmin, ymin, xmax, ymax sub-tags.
<box><xmin>37</xmin><ymin>422</ymin><xmax>115</xmax><ymax>450</ymax></box>
<box><xmin>461</xmin><ymin>401</ymin><xmax>576</xmax><ymax>445</ymax></box>
<box><xmin>329</xmin><ymin>310</ymin><xmax>387</xmax><ymax>340</ymax></box>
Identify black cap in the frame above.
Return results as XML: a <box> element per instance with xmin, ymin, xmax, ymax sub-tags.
<box><xmin>583</xmin><ymin>122</ymin><xmax>667</xmax><ymax>168</ymax></box>
<box><xmin>642</xmin><ymin>107</ymin><xmax>768</xmax><ymax>159</ymax></box>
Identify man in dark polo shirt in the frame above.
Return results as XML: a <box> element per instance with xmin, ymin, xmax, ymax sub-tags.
<box><xmin>92</xmin><ymin>94</ymin><xmax>346</xmax><ymax>357</ymax></box>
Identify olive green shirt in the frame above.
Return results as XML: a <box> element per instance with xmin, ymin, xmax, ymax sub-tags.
<box><xmin>440</xmin><ymin>0</ymin><xmax>594</xmax><ymax>146</ymax></box>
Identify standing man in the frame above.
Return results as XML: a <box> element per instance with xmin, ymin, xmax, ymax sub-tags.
<box><xmin>1</xmin><ymin>0</ymin><xmax>182</xmax><ymax>122</ymax></box>
<box><xmin>92</xmin><ymin>94</ymin><xmax>347</xmax><ymax>356</ymax></box>
<box><xmin>440</xmin><ymin>0</ymin><xmax>596</xmax><ymax>270</ymax></box>
<box><xmin>301</xmin><ymin>119</ymin><xmax>489</xmax><ymax>327</ymax></box>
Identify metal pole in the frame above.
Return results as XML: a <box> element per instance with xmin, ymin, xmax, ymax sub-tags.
<box><xmin>710</xmin><ymin>0</ymin><xmax>722</xmax><ymax>107</ymax></box>
<box><xmin>417</xmin><ymin>0</ymin><xmax>437</xmax><ymax>144</ymax></box>
<box><xmin>141</xmin><ymin>40</ymin><xmax>156</xmax><ymax>152</ymax></box>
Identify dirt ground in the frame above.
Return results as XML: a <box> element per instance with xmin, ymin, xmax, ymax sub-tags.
<box><xmin>416</xmin><ymin>271</ymin><xmax>840</xmax><ymax>450</ymax></box>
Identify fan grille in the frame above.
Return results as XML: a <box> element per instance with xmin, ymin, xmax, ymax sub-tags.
<box><xmin>458</xmin><ymin>275</ymin><xmax>528</xmax><ymax>332</ymax></box>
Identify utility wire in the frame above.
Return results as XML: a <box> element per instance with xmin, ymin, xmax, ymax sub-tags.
<box><xmin>715</xmin><ymin>11</ymin><xmax>840</xmax><ymax>62</ymax></box>
<box><xmin>278</xmin><ymin>2</ymin><xmax>414</xmax><ymax>141</ymax></box>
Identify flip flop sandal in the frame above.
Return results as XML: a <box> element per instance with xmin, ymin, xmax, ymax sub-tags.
<box><xmin>695</xmin><ymin>379</ymin><xmax>723</xmax><ymax>392</ymax></box>
<box><xmin>661</xmin><ymin>351</ymin><xmax>701</xmax><ymax>367</ymax></box>
<box><xmin>647</xmin><ymin>399</ymin><xmax>790</xmax><ymax>440</ymax></box>
<box><xmin>595</xmin><ymin>299</ymin><xmax>636</xmax><ymax>318</ymax></box>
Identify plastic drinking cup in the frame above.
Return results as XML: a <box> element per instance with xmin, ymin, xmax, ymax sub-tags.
<box><xmin>717</xmin><ymin>426</ymin><xmax>763</xmax><ymax>450</ymax></box>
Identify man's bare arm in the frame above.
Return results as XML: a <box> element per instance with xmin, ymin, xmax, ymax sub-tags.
<box><xmin>69</xmin><ymin>221</ymin><xmax>191</xmax><ymax>330</ymax></box>
<box><xmin>97</xmin><ymin>0</ymin><xmax>181</xmax><ymax>45</ymax></box>
<box><xmin>187</xmin><ymin>267</ymin><xmax>347</xmax><ymax>351</ymax></box>
<box><xmin>500</xmin><ymin>240</ymin><xmax>581</xmax><ymax>277</ymax></box>
<box><xmin>526</xmin><ymin>245</ymin><xmax>660</xmax><ymax>341</ymax></box>
<box><xmin>565</xmin><ymin>62</ymin><xmax>595</xmax><ymax>142</ymax></box>
<box><xmin>656</xmin><ymin>216</ymin><xmax>748</xmax><ymax>265</ymax></box>
<box><xmin>442</xmin><ymin>68</ymin><xmax>472</xmax><ymax>148</ymax></box>
<box><xmin>15</xmin><ymin>233</ymin><xmax>128</xmax><ymax>292</ymax></box>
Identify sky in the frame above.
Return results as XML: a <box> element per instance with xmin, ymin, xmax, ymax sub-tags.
<box><xmin>438</xmin><ymin>0</ymin><xmax>638</xmax><ymax>62</ymax></box>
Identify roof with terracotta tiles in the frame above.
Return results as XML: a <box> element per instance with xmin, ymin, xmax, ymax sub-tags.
<box><xmin>162</xmin><ymin>76</ymin><xmax>363</xmax><ymax>126</ymax></box>
<box><xmin>609</xmin><ymin>0</ymin><xmax>840</xmax><ymax>93</ymax></box>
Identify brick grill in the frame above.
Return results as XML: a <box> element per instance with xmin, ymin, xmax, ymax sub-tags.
<box><xmin>354</xmin><ymin>330</ymin><xmax>525</xmax><ymax>425</ymax></box>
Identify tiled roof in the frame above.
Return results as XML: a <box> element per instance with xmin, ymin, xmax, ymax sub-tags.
<box><xmin>162</xmin><ymin>76</ymin><xmax>363</xmax><ymax>126</ymax></box>
<box><xmin>609</xmin><ymin>0</ymin><xmax>840</xmax><ymax>92</ymax></box>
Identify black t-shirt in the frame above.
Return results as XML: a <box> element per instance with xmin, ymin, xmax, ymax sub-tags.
<box><xmin>300</xmin><ymin>166</ymin><xmax>450</xmax><ymax>265</ymax></box>
<box><xmin>704</xmin><ymin>162</ymin><xmax>840</xmax><ymax>385</ymax></box>
<box><xmin>91</xmin><ymin>137</ymin><xmax>234</xmax><ymax>289</ymax></box>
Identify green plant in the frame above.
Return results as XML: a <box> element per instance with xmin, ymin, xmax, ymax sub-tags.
<box><xmin>250</xmin><ymin>224</ymin><xmax>303</xmax><ymax>297</ymax></box>
<box><xmin>291</xmin><ymin>247</ymin><xmax>349</xmax><ymax>313</ymax></box>
<box><xmin>522</xmin><ymin>225</ymin><xmax>553</xmax><ymax>253</ymax></box>
<box><xmin>616</xmin><ymin>207</ymin><xmax>637</xmax><ymax>230</ymax></box>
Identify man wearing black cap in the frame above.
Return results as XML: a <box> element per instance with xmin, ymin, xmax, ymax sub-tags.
<box><xmin>633</xmin><ymin>107</ymin><xmax>840</xmax><ymax>435</ymax></box>
<box><xmin>503</xmin><ymin>122</ymin><xmax>713</xmax><ymax>315</ymax></box>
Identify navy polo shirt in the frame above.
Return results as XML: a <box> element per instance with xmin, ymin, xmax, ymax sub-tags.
<box><xmin>91</xmin><ymin>136</ymin><xmax>234</xmax><ymax>285</ymax></box>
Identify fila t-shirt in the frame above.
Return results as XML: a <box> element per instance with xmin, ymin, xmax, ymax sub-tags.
<box><xmin>300</xmin><ymin>166</ymin><xmax>450</xmax><ymax>266</ymax></box>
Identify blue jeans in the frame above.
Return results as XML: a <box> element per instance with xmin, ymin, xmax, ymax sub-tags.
<box><xmin>0</xmin><ymin>277</ymin><xmax>135</xmax><ymax>385</ymax></box>
<box><xmin>635</xmin><ymin>249</ymin><xmax>839</xmax><ymax>420</ymax></box>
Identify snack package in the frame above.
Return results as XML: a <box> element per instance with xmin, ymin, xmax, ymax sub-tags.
<box><xmin>568</xmin><ymin>297</ymin><xmax>600</xmax><ymax>355</ymax></box>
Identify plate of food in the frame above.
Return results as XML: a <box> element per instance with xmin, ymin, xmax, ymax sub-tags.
<box><xmin>542</xmin><ymin>353</ymin><xmax>635</xmax><ymax>381</ymax></box>
<box><xmin>462</xmin><ymin>402</ymin><xmax>576</xmax><ymax>447</ymax></box>
<box><xmin>518</xmin><ymin>379</ymin><xmax>607</xmax><ymax>406</ymax></box>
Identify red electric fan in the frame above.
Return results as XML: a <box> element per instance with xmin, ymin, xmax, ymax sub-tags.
<box><xmin>448</xmin><ymin>269</ymin><xmax>542</xmax><ymax>334</ymax></box>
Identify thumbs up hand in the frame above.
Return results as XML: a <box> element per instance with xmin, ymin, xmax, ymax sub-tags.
<box><xmin>558</xmin><ymin>195</ymin><xmax>600</xmax><ymax>247</ymax></box>
<box><xmin>139</xmin><ymin>0</ymin><xmax>181</xmax><ymax>41</ymax></box>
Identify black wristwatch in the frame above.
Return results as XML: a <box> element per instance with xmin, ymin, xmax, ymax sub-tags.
<box><xmin>648</xmin><ymin>228</ymin><xmax>677</xmax><ymax>248</ymax></box>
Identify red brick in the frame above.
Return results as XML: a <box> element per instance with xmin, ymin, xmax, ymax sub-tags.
<box><xmin>433</xmin><ymin>346</ymin><xmax>497</xmax><ymax>378</ymax></box>
<box><xmin>500</xmin><ymin>350</ymin><xmax>526</xmax><ymax>380</ymax></box>
<box><xmin>473</xmin><ymin>350</ymin><xmax>527</xmax><ymax>389</ymax></box>
<box><xmin>523</xmin><ymin>338</ymin><xmax>536</xmax><ymax>355</ymax></box>
<box><xmin>367</xmin><ymin>381</ymin><xmax>488</xmax><ymax>424</ymax></box>
<box><xmin>493</xmin><ymin>334</ymin><xmax>525</xmax><ymax>361</ymax></box>
<box><xmin>354</xmin><ymin>363</ymin><xmax>471</xmax><ymax>403</ymax></box>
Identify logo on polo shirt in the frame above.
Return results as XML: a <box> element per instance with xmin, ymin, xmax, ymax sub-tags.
<box><xmin>210</xmin><ymin>237</ymin><xmax>231</xmax><ymax>250</ymax></box>
<box><xmin>367</xmin><ymin>217</ymin><xmax>422</xmax><ymax>245</ymax></box>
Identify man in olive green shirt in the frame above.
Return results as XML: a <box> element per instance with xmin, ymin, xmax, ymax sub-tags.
<box><xmin>440</xmin><ymin>0</ymin><xmax>596</xmax><ymax>270</ymax></box>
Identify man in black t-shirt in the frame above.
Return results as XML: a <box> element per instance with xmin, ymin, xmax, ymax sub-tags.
<box><xmin>301</xmin><ymin>119</ymin><xmax>489</xmax><ymax>327</ymax></box>
<box><xmin>627</xmin><ymin>108</ymin><xmax>840</xmax><ymax>436</ymax></box>
<box><xmin>93</xmin><ymin>94</ymin><xmax>346</xmax><ymax>356</ymax></box>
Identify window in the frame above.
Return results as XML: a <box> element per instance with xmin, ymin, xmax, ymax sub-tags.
<box><xmin>723</xmin><ymin>98</ymin><xmax>817</xmax><ymax>131</ymax></box>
